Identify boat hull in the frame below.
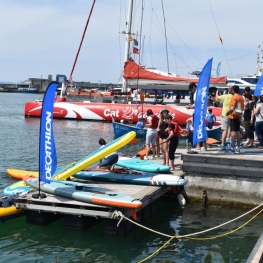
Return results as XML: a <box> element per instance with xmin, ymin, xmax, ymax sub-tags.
<box><xmin>24</xmin><ymin>102</ymin><xmax>222</xmax><ymax>125</ymax></box>
<box><xmin>113</xmin><ymin>121</ymin><xmax>146</xmax><ymax>138</ymax></box>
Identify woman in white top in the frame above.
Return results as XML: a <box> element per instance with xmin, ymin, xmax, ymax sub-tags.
<box><xmin>253</xmin><ymin>95</ymin><xmax>263</xmax><ymax>149</ymax></box>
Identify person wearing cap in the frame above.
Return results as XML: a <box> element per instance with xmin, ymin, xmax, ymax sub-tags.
<box><xmin>157</xmin><ymin>108</ymin><xmax>170</xmax><ymax>165</ymax></box>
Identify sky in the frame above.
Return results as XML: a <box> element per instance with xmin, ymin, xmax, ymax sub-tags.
<box><xmin>0</xmin><ymin>0</ymin><xmax>262</xmax><ymax>84</ymax></box>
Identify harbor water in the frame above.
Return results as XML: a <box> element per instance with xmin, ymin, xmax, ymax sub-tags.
<box><xmin>0</xmin><ymin>92</ymin><xmax>262</xmax><ymax>262</ymax></box>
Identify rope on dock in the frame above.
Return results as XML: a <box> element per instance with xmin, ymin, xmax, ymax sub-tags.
<box><xmin>112</xmin><ymin>202</ymin><xmax>263</xmax><ymax>263</ymax></box>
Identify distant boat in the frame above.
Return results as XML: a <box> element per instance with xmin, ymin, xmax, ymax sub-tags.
<box><xmin>14</xmin><ymin>87</ymin><xmax>38</xmax><ymax>93</ymax></box>
<box><xmin>112</xmin><ymin>116</ymin><xmax>146</xmax><ymax>138</ymax></box>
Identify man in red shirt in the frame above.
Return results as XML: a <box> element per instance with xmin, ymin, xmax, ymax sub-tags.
<box><xmin>226</xmin><ymin>85</ymin><xmax>244</xmax><ymax>153</ymax></box>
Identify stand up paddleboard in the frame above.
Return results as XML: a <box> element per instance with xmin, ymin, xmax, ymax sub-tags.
<box><xmin>6</xmin><ymin>162</ymin><xmax>76</xmax><ymax>180</ymax></box>
<box><xmin>3</xmin><ymin>180</ymin><xmax>32</xmax><ymax>196</ymax></box>
<box><xmin>53</xmin><ymin>131</ymin><xmax>136</xmax><ymax>181</ymax></box>
<box><xmin>23</xmin><ymin>177</ymin><xmax>142</xmax><ymax>209</ymax></box>
<box><xmin>116</xmin><ymin>157</ymin><xmax>171</xmax><ymax>173</ymax></box>
<box><xmin>0</xmin><ymin>194</ymin><xmax>25</xmax><ymax>222</ymax></box>
<box><xmin>74</xmin><ymin>169</ymin><xmax>188</xmax><ymax>186</ymax></box>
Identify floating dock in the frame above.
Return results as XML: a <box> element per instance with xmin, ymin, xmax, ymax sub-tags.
<box><xmin>15</xmin><ymin>178</ymin><xmax>183</xmax><ymax>235</ymax></box>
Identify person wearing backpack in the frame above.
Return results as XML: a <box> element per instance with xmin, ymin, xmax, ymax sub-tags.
<box><xmin>145</xmin><ymin>109</ymin><xmax>158</xmax><ymax>160</ymax></box>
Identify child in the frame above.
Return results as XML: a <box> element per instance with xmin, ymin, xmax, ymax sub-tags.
<box><xmin>206</xmin><ymin>109</ymin><xmax>216</xmax><ymax>129</ymax></box>
<box><xmin>135</xmin><ymin>118</ymin><xmax>145</xmax><ymax>129</ymax></box>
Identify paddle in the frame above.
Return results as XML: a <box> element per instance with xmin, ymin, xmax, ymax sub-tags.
<box><xmin>128</xmin><ymin>138</ymin><xmax>140</xmax><ymax>144</ymax></box>
<box><xmin>206</xmin><ymin>138</ymin><xmax>219</xmax><ymax>144</ymax></box>
<box><xmin>140</xmin><ymin>90</ymin><xmax>144</xmax><ymax>118</ymax></box>
<box><xmin>137</xmin><ymin>141</ymin><xmax>167</xmax><ymax>156</ymax></box>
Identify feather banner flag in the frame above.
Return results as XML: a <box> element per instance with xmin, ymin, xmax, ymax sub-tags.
<box><xmin>39</xmin><ymin>81</ymin><xmax>59</xmax><ymax>184</ymax></box>
<box><xmin>253</xmin><ymin>74</ymin><xmax>263</xmax><ymax>96</ymax></box>
<box><xmin>193</xmin><ymin>58</ymin><xmax>213</xmax><ymax>147</ymax></box>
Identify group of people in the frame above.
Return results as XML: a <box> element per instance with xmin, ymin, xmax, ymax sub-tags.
<box><xmin>142</xmin><ymin>108</ymin><xmax>180</xmax><ymax>171</ymax></box>
<box><xmin>96</xmin><ymin>107</ymin><xmax>180</xmax><ymax>171</ymax></box>
<box><xmin>215</xmin><ymin>85</ymin><xmax>263</xmax><ymax>152</ymax></box>
<box><xmin>185</xmin><ymin>82</ymin><xmax>263</xmax><ymax>153</ymax></box>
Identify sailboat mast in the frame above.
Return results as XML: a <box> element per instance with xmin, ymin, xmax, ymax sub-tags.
<box><xmin>123</xmin><ymin>0</ymin><xmax>134</xmax><ymax>92</ymax></box>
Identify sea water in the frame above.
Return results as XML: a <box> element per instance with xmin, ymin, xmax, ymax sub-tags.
<box><xmin>0</xmin><ymin>92</ymin><xmax>262</xmax><ymax>263</ymax></box>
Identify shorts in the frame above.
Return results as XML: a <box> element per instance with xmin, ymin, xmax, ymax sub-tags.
<box><xmin>98</xmin><ymin>154</ymin><xmax>118</xmax><ymax>167</ymax></box>
<box><xmin>207</xmin><ymin>122</ymin><xmax>214</xmax><ymax>129</ymax></box>
<box><xmin>221</xmin><ymin>116</ymin><xmax>230</xmax><ymax>131</ymax></box>
<box><xmin>230</xmin><ymin>118</ymin><xmax>240</xmax><ymax>132</ymax></box>
<box><xmin>146</xmin><ymin>129</ymin><xmax>157</xmax><ymax>145</ymax></box>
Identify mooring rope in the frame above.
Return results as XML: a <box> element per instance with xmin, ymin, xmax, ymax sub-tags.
<box><xmin>111</xmin><ymin>202</ymin><xmax>263</xmax><ymax>262</ymax></box>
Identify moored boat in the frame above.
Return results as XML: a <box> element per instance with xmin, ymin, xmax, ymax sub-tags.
<box><xmin>25</xmin><ymin>101</ymin><xmax>223</xmax><ymax>125</ymax></box>
<box><xmin>112</xmin><ymin>117</ymin><xmax>146</xmax><ymax>138</ymax></box>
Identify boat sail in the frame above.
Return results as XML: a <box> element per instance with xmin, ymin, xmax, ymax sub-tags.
<box><xmin>121</xmin><ymin>0</ymin><xmax>226</xmax><ymax>93</ymax></box>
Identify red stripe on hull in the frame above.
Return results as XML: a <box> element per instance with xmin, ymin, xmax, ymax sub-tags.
<box><xmin>24</xmin><ymin>101</ymin><xmax>222</xmax><ymax>125</ymax></box>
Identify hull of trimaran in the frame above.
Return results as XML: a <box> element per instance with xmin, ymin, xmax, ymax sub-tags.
<box><xmin>24</xmin><ymin>101</ymin><xmax>222</xmax><ymax>125</ymax></box>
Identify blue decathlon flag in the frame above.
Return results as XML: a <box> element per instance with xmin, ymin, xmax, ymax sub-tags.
<box><xmin>254</xmin><ymin>74</ymin><xmax>263</xmax><ymax>96</ymax></box>
<box><xmin>39</xmin><ymin>82</ymin><xmax>59</xmax><ymax>183</ymax></box>
<box><xmin>216</xmin><ymin>62</ymin><xmax>221</xmax><ymax>77</ymax></box>
<box><xmin>193</xmin><ymin>58</ymin><xmax>213</xmax><ymax>147</ymax></box>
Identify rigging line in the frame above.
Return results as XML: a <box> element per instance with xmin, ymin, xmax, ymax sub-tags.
<box><xmin>207</xmin><ymin>0</ymin><xmax>233</xmax><ymax>77</ymax></box>
<box><xmin>65</xmin><ymin>0</ymin><xmax>96</xmax><ymax>93</ymax></box>
<box><xmin>118</xmin><ymin>0</ymin><xmax>123</xmax><ymax>83</ymax></box>
<box><xmin>144</xmin><ymin>8</ymin><xmax>195</xmax><ymax>73</ymax></box>
<box><xmin>165</xmin><ymin>21</ymin><xmax>203</xmax><ymax>65</ymax></box>
<box><xmin>149</xmin><ymin>0</ymin><xmax>154</xmax><ymax>68</ymax></box>
<box><xmin>161</xmin><ymin>0</ymin><xmax>169</xmax><ymax>74</ymax></box>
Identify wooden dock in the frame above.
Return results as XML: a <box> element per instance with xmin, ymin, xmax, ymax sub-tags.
<box><xmin>15</xmin><ymin>180</ymin><xmax>176</xmax><ymax>234</ymax></box>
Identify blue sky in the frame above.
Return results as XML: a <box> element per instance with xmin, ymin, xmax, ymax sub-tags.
<box><xmin>0</xmin><ymin>0</ymin><xmax>262</xmax><ymax>84</ymax></box>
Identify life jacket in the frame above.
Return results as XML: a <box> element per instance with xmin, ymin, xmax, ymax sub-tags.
<box><xmin>168</xmin><ymin>121</ymin><xmax>180</xmax><ymax>137</ymax></box>
<box><xmin>148</xmin><ymin>114</ymin><xmax>158</xmax><ymax>129</ymax></box>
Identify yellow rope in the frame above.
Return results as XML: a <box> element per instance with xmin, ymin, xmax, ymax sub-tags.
<box><xmin>137</xmin><ymin>207</ymin><xmax>263</xmax><ymax>263</ymax></box>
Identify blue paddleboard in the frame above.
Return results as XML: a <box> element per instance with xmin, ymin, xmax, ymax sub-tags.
<box><xmin>24</xmin><ymin>177</ymin><xmax>142</xmax><ymax>209</ymax></box>
<box><xmin>116</xmin><ymin>157</ymin><xmax>171</xmax><ymax>173</ymax></box>
<box><xmin>74</xmin><ymin>170</ymin><xmax>188</xmax><ymax>186</ymax></box>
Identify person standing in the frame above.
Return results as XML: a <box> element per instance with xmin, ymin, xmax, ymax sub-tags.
<box><xmin>253</xmin><ymin>95</ymin><xmax>263</xmax><ymax>149</ymax></box>
<box><xmin>215</xmin><ymin>87</ymin><xmax>233</xmax><ymax>150</ymax></box>
<box><xmin>206</xmin><ymin>109</ymin><xmax>216</xmax><ymax>129</ymax></box>
<box><xmin>145</xmin><ymin>109</ymin><xmax>158</xmax><ymax>160</ymax></box>
<box><xmin>186</xmin><ymin>82</ymin><xmax>207</xmax><ymax>151</ymax></box>
<box><xmin>243</xmin><ymin>93</ymin><xmax>255</xmax><ymax>147</ymax></box>
<box><xmin>226</xmin><ymin>85</ymin><xmax>245</xmax><ymax>154</ymax></box>
<box><xmin>157</xmin><ymin>108</ymin><xmax>170</xmax><ymax>165</ymax></box>
<box><xmin>165</xmin><ymin>115</ymin><xmax>180</xmax><ymax>171</ymax></box>
<box><xmin>188</xmin><ymin>82</ymin><xmax>197</xmax><ymax>105</ymax></box>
